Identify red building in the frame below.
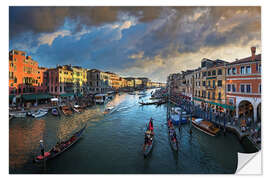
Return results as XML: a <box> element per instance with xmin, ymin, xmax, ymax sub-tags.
<box><xmin>226</xmin><ymin>47</ymin><xmax>261</xmax><ymax>122</ymax></box>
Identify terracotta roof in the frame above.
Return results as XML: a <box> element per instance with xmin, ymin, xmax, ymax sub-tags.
<box><xmin>229</xmin><ymin>54</ymin><xmax>261</xmax><ymax>65</ymax></box>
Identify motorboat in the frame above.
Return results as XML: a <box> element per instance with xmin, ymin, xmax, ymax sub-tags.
<box><xmin>94</xmin><ymin>94</ymin><xmax>109</xmax><ymax>104</ymax></box>
<box><xmin>192</xmin><ymin>117</ymin><xmax>220</xmax><ymax>136</ymax></box>
<box><xmin>10</xmin><ymin>111</ymin><xmax>27</xmax><ymax>118</ymax></box>
<box><xmin>104</xmin><ymin>106</ymin><xmax>115</xmax><ymax>114</ymax></box>
<box><xmin>32</xmin><ymin>109</ymin><xmax>48</xmax><ymax>118</ymax></box>
<box><xmin>61</xmin><ymin>106</ymin><xmax>73</xmax><ymax>115</ymax></box>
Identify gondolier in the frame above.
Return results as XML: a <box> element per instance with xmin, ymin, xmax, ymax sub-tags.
<box><xmin>40</xmin><ymin>140</ymin><xmax>44</xmax><ymax>157</ymax></box>
<box><xmin>34</xmin><ymin>125</ymin><xmax>86</xmax><ymax>163</ymax></box>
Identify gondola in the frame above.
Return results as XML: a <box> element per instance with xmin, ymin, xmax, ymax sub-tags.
<box><xmin>33</xmin><ymin>125</ymin><xmax>87</xmax><ymax>163</ymax></box>
<box><xmin>167</xmin><ymin>119</ymin><xmax>178</xmax><ymax>151</ymax></box>
<box><xmin>139</xmin><ymin>101</ymin><xmax>157</xmax><ymax>105</ymax></box>
<box><xmin>156</xmin><ymin>100</ymin><xmax>166</xmax><ymax>106</ymax></box>
<box><xmin>61</xmin><ymin>106</ymin><xmax>73</xmax><ymax>115</ymax></box>
<box><xmin>143</xmin><ymin>118</ymin><xmax>154</xmax><ymax>157</ymax></box>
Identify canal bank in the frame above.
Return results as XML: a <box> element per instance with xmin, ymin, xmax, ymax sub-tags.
<box><xmin>10</xmin><ymin>91</ymin><xmax>248</xmax><ymax>174</ymax></box>
<box><xmin>167</xmin><ymin>97</ymin><xmax>260</xmax><ymax>153</ymax></box>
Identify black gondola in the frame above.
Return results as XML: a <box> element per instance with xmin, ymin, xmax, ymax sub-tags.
<box><xmin>143</xmin><ymin>118</ymin><xmax>154</xmax><ymax>157</ymax></box>
<box><xmin>33</xmin><ymin>125</ymin><xmax>87</xmax><ymax>163</ymax></box>
<box><xmin>167</xmin><ymin>119</ymin><xmax>178</xmax><ymax>151</ymax></box>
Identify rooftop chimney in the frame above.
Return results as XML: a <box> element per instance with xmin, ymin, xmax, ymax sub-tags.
<box><xmin>251</xmin><ymin>47</ymin><xmax>256</xmax><ymax>60</ymax></box>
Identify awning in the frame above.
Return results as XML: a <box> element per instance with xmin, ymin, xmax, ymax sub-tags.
<box><xmin>192</xmin><ymin>97</ymin><xmax>235</xmax><ymax>110</ymax></box>
<box><xmin>22</xmin><ymin>93</ymin><xmax>53</xmax><ymax>101</ymax></box>
<box><xmin>77</xmin><ymin>93</ymin><xmax>83</xmax><ymax>97</ymax></box>
<box><xmin>193</xmin><ymin>97</ymin><xmax>204</xmax><ymax>102</ymax></box>
<box><xmin>60</xmin><ymin>93</ymin><xmax>74</xmax><ymax>97</ymax></box>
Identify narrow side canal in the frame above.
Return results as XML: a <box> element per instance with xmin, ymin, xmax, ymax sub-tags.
<box><xmin>10</xmin><ymin>91</ymin><xmax>248</xmax><ymax>174</ymax></box>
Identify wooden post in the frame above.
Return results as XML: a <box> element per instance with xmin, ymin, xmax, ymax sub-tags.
<box><xmin>189</xmin><ymin>112</ymin><xmax>192</xmax><ymax>134</ymax></box>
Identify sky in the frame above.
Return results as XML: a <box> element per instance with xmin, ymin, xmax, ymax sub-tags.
<box><xmin>9</xmin><ymin>7</ymin><xmax>261</xmax><ymax>83</ymax></box>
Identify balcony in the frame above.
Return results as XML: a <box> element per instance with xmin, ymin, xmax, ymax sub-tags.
<box><xmin>206</xmin><ymin>86</ymin><xmax>215</xmax><ymax>90</ymax></box>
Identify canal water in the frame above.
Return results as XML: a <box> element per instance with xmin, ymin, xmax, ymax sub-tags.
<box><xmin>9</xmin><ymin>90</ymin><xmax>247</xmax><ymax>174</ymax></box>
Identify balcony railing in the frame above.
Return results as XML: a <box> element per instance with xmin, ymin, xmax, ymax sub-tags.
<box><xmin>206</xmin><ymin>86</ymin><xmax>215</xmax><ymax>90</ymax></box>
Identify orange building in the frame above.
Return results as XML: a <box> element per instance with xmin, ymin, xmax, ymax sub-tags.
<box><xmin>226</xmin><ymin>47</ymin><xmax>261</xmax><ymax>122</ymax></box>
<box><xmin>9</xmin><ymin>49</ymin><xmax>47</xmax><ymax>95</ymax></box>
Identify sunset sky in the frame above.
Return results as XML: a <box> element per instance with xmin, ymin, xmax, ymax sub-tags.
<box><xmin>9</xmin><ymin>7</ymin><xmax>261</xmax><ymax>82</ymax></box>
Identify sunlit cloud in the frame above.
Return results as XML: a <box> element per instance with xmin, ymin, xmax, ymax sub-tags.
<box><xmin>38</xmin><ymin>30</ymin><xmax>71</xmax><ymax>46</ymax></box>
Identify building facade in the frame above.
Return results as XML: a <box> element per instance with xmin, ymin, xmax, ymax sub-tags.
<box><xmin>9</xmin><ymin>49</ymin><xmax>47</xmax><ymax>95</ymax></box>
<box><xmin>226</xmin><ymin>47</ymin><xmax>261</xmax><ymax>122</ymax></box>
<box><xmin>71</xmin><ymin>66</ymin><xmax>88</xmax><ymax>95</ymax></box>
<box><xmin>192</xmin><ymin>58</ymin><xmax>229</xmax><ymax>111</ymax></box>
<box><xmin>47</xmin><ymin>65</ymin><xmax>74</xmax><ymax>96</ymax></box>
<box><xmin>87</xmin><ymin>69</ymin><xmax>112</xmax><ymax>94</ymax></box>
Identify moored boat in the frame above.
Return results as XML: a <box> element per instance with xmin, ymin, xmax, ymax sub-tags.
<box><xmin>32</xmin><ymin>110</ymin><xmax>48</xmax><ymax>118</ymax></box>
<box><xmin>94</xmin><ymin>94</ymin><xmax>108</xmax><ymax>104</ymax></box>
<box><xmin>191</xmin><ymin>117</ymin><xmax>220</xmax><ymax>136</ymax></box>
<box><xmin>33</xmin><ymin>125</ymin><xmax>87</xmax><ymax>163</ymax></box>
<box><xmin>73</xmin><ymin>105</ymin><xmax>83</xmax><ymax>113</ymax></box>
<box><xmin>10</xmin><ymin>111</ymin><xmax>27</xmax><ymax>118</ymax></box>
<box><xmin>27</xmin><ymin>110</ymin><xmax>36</xmax><ymax>116</ymax></box>
<box><xmin>9</xmin><ymin>114</ymin><xmax>14</xmax><ymax>121</ymax></box>
<box><xmin>51</xmin><ymin>108</ymin><xmax>59</xmax><ymax>116</ymax></box>
<box><xmin>61</xmin><ymin>106</ymin><xmax>73</xmax><ymax>116</ymax></box>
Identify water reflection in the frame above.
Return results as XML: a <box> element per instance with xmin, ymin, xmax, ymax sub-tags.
<box><xmin>9</xmin><ymin>90</ymin><xmax>246</xmax><ymax>174</ymax></box>
<box><xmin>9</xmin><ymin>119</ymin><xmax>45</xmax><ymax>168</ymax></box>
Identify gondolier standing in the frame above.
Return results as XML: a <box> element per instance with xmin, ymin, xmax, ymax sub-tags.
<box><xmin>40</xmin><ymin>140</ymin><xmax>44</xmax><ymax>157</ymax></box>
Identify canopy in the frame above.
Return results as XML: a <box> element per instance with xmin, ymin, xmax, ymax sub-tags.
<box><xmin>60</xmin><ymin>93</ymin><xmax>74</xmax><ymax>97</ymax></box>
<box><xmin>22</xmin><ymin>93</ymin><xmax>53</xmax><ymax>101</ymax></box>
<box><xmin>193</xmin><ymin>97</ymin><xmax>235</xmax><ymax>110</ymax></box>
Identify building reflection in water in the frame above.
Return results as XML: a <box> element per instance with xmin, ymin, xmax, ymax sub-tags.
<box><xmin>9</xmin><ymin>119</ymin><xmax>45</xmax><ymax>168</ymax></box>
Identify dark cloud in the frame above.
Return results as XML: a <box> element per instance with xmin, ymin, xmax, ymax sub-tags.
<box><xmin>9</xmin><ymin>7</ymin><xmax>166</xmax><ymax>38</ymax></box>
<box><xmin>9</xmin><ymin>6</ymin><xmax>261</xmax><ymax>82</ymax></box>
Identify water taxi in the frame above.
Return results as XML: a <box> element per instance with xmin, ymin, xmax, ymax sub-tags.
<box><xmin>192</xmin><ymin>117</ymin><xmax>220</xmax><ymax>136</ymax></box>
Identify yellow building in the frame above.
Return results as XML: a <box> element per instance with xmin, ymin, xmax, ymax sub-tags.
<box><xmin>193</xmin><ymin>58</ymin><xmax>228</xmax><ymax>110</ymax></box>
<box><xmin>58</xmin><ymin>65</ymin><xmax>73</xmax><ymax>84</ymax></box>
<box><xmin>134</xmin><ymin>78</ymin><xmax>142</xmax><ymax>88</ymax></box>
<box><xmin>71</xmin><ymin>66</ymin><xmax>88</xmax><ymax>95</ymax></box>
<box><xmin>124</xmin><ymin>78</ymin><xmax>135</xmax><ymax>88</ymax></box>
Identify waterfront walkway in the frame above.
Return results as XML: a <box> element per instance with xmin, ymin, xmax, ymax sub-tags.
<box><xmin>168</xmin><ymin>96</ymin><xmax>261</xmax><ymax>151</ymax></box>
